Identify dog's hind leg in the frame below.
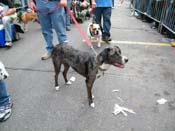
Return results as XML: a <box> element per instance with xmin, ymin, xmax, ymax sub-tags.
<box><xmin>85</xmin><ymin>76</ymin><xmax>96</xmax><ymax>108</ymax></box>
<box><xmin>53</xmin><ymin>60</ymin><xmax>61</xmax><ymax>91</ymax></box>
<box><xmin>62</xmin><ymin>63</ymin><xmax>71</xmax><ymax>85</ymax></box>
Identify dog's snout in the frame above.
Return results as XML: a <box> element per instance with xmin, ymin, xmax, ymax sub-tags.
<box><xmin>125</xmin><ymin>58</ymin><xmax>129</xmax><ymax>63</ymax></box>
<box><xmin>3</xmin><ymin>75</ymin><xmax>7</xmax><ymax>79</ymax></box>
<box><xmin>122</xmin><ymin>56</ymin><xmax>128</xmax><ymax>64</ymax></box>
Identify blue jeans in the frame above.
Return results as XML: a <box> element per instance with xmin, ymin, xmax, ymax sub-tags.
<box><xmin>94</xmin><ymin>7</ymin><xmax>112</xmax><ymax>38</ymax></box>
<box><xmin>65</xmin><ymin>0</ymin><xmax>72</xmax><ymax>28</ymax></box>
<box><xmin>0</xmin><ymin>16</ymin><xmax>13</xmax><ymax>42</ymax></box>
<box><xmin>36</xmin><ymin>0</ymin><xmax>68</xmax><ymax>53</ymax></box>
<box><xmin>21</xmin><ymin>0</ymin><xmax>29</xmax><ymax>7</ymax></box>
<box><xmin>0</xmin><ymin>80</ymin><xmax>10</xmax><ymax>107</ymax></box>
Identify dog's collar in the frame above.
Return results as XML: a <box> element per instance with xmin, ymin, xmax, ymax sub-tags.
<box><xmin>98</xmin><ymin>64</ymin><xmax>111</xmax><ymax>71</ymax></box>
<box><xmin>96</xmin><ymin>68</ymin><xmax>105</xmax><ymax>79</ymax></box>
<box><xmin>98</xmin><ymin>66</ymin><xmax>107</xmax><ymax>71</ymax></box>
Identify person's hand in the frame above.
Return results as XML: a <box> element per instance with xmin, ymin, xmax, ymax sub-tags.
<box><xmin>30</xmin><ymin>1</ymin><xmax>37</xmax><ymax>11</ymax></box>
<box><xmin>91</xmin><ymin>1</ymin><xmax>96</xmax><ymax>9</ymax></box>
<box><xmin>60</xmin><ymin>0</ymin><xmax>67</xmax><ymax>7</ymax></box>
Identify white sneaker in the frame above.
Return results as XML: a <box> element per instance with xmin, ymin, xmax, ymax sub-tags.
<box><xmin>5</xmin><ymin>42</ymin><xmax>12</xmax><ymax>47</ymax></box>
<box><xmin>0</xmin><ymin>103</ymin><xmax>13</xmax><ymax>122</ymax></box>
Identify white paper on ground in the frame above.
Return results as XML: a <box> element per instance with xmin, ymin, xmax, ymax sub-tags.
<box><xmin>112</xmin><ymin>89</ymin><xmax>119</xmax><ymax>92</ymax></box>
<box><xmin>113</xmin><ymin>104</ymin><xmax>136</xmax><ymax>116</ymax></box>
<box><xmin>157</xmin><ymin>98</ymin><xmax>167</xmax><ymax>105</ymax></box>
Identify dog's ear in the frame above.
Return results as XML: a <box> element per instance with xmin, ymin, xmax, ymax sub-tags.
<box><xmin>114</xmin><ymin>46</ymin><xmax>121</xmax><ymax>54</ymax></box>
<box><xmin>90</xmin><ymin>23</ymin><xmax>93</xmax><ymax>29</ymax></box>
<box><xmin>107</xmin><ymin>47</ymin><xmax>115</xmax><ymax>56</ymax></box>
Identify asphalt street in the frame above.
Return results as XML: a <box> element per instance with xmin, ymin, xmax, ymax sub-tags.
<box><xmin>0</xmin><ymin>1</ymin><xmax>175</xmax><ymax>131</ymax></box>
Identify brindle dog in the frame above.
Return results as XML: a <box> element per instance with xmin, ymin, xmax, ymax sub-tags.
<box><xmin>51</xmin><ymin>44</ymin><xmax>128</xmax><ymax>108</ymax></box>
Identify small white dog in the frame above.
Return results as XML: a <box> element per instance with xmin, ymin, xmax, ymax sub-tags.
<box><xmin>0</xmin><ymin>61</ymin><xmax>9</xmax><ymax>80</ymax></box>
<box><xmin>87</xmin><ymin>23</ymin><xmax>102</xmax><ymax>48</ymax></box>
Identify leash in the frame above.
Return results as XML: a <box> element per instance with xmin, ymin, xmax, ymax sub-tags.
<box><xmin>66</xmin><ymin>6</ymin><xmax>97</xmax><ymax>56</ymax></box>
<box><xmin>33</xmin><ymin>3</ymin><xmax>97</xmax><ymax>56</ymax></box>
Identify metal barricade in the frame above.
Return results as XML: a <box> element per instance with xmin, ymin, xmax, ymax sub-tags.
<box><xmin>162</xmin><ymin>0</ymin><xmax>175</xmax><ymax>35</ymax></box>
<box><xmin>131</xmin><ymin>0</ymin><xmax>175</xmax><ymax>36</ymax></box>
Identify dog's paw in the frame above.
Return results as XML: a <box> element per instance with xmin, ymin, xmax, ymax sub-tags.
<box><xmin>66</xmin><ymin>81</ymin><xmax>72</xmax><ymax>85</ymax></box>
<box><xmin>55</xmin><ymin>86</ymin><xmax>60</xmax><ymax>91</ymax></box>
<box><xmin>92</xmin><ymin>94</ymin><xmax>95</xmax><ymax>99</ymax></box>
<box><xmin>90</xmin><ymin>103</ymin><xmax>95</xmax><ymax>108</ymax></box>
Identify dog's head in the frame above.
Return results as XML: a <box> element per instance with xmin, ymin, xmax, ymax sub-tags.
<box><xmin>0</xmin><ymin>61</ymin><xmax>9</xmax><ymax>80</ymax></box>
<box><xmin>89</xmin><ymin>23</ymin><xmax>102</xmax><ymax>36</ymax></box>
<box><xmin>97</xmin><ymin>46</ymin><xmax>128</xmax><ymax>70</ymax></box>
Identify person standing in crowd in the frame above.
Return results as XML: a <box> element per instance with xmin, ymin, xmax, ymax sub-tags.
<box><xmin>91</xmin><ymin>0</ymin><xmax>124</xmax><ymax>42</ymax></box>
<box><xmin>90</xmin><ymin>0</ymin><xmax>113</xmax><ymax>41</ymax></box>
<box><xmin>65</xmin><ymin>0</ymin><xmax>72</xmax><ymax>31</ymax></box>
<box><xmin>30</xmin><ymin>0</ymin><xmax>68</xmax><ymax>60</ymax></box>
<box><xmin>0</xmin><ymin>2</ymin><xmax>17</xmax><ymax>47</ymax></box>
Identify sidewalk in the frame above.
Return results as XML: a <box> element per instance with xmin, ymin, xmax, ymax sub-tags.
<box><xmin>0</xmin><ymin>1</ymin><xmax>175</xmax><ymax>131</ymax></box>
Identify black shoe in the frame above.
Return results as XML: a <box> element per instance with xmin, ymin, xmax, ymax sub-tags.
<box><xmin>102</xmin><ymin>36</ymin><xmax>112</xmax><ymax>41</ymax></box>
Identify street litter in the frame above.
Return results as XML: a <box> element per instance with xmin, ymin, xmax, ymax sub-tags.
<box><xmin>112</xmin><ymin>89</ymin><xmax>119</xmax><ymax>92</ymax></box>
<box><xmin>113</xmin><ymin>104</ymin><xmax>136</xmax><ymax>116</ymax></box>
<box><xmin>157</xmin><ymin>98</ymin><xmax>167</xmax><ymax>105</ymax></box>
<box><xmin>70</xmin><ymin>76</ymin><xmax>76</xmax><ymax>82</ymax></box>
<box><xmin>117</xmin><ymin>96</ymin><xmax>124</xmax><ymax>102</ymax></box>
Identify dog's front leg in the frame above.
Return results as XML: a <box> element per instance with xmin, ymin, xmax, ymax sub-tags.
<box><xmin>85</xmin><ymin>76</ymin><xmax>96</xmax><ymax>108</ymax></box>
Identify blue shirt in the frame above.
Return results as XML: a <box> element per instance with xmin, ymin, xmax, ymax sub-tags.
<box><xmin>95</xmin><ymin>0</ymin><xmax>112</xmax><ymax>7</ymax></box>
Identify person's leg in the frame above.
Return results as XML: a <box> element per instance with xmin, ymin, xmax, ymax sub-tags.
<box><xmin>102</xmin><ymin>7</ymin><xmax>112</xmax><ymax>40</ymax></box>
<box><xmin>2</xmin><ymin>16</ymin><xmax>13</xmax><ymax>46</ymax></box>
<box><xmin>93</xmin><ymin>7</ymin><xmax>102</xmax><ymax>26</ymax></box>
<box><xmin>65</xmin><ymin>0</ymin><xmax>72</xmax><ymax>31</ymax></box>
<box><xmin>50</xmin><ymin>2</ymin><xmax>68</xmax><ymax>44</ymax></box>
<box><xmin>112</xmin><ymin>0</ymin><xmax>114</xmax><ymax>7</ymax></box>
<box><xmin>0</xmin><ymin>80</ymin><xmax>12</xmax><ymax>122</ymax></box>
<box><xmin>36</xmin><ymin>0</ymin><xmax>54</xmax><ymax>54</ymax></box>
<box><xmin>0</xmin><ymin>80</ymin><xmax>10</xmax><ymax>107</ymax></box>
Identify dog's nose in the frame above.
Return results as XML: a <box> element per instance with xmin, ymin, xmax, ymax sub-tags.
<box><xmin>4</xmin><ymin>75</ymin><xmax>7</xmax><ymax>79</ymax></box>
<box><xmin>125</xmin><ymin>58</ymin><xmax>129</xmax><ymax>63</ymax></box>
